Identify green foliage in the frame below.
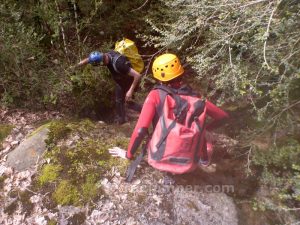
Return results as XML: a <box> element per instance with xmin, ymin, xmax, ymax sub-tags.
<box><xmin>252</xmin><ymin>198</ymin><xmax>268</xmax><ymax>212</ymax></box>
<box><xmin>70</xmin><ymin>61</ymin><xmax>114</xmax><ymax>117</ymax></box>
<box><xmin>144</xmin><ymin>0</ymin><xmax>300</xmax><ymax>117</ymax></box>
<box><xmin>38</xmin><ymin>164</ymin><xmax>62</xmax><ymax>186</ymax></box>
<box><xmin>52</xmin><ymin>180</ymin><xmax>80</xmax><ymax>205</ymax></box>
<box><xmin>253</xmin><ymin>139</ymin><xmax>300</xmax><ymax>207</ymax></box>
<box><xmin>0</xmin><ymin>124</ymin><xmax>13</xmax><ymax>146</ymax></box>
<box><xmin>0</xmin><ymin>0</ymin><xmax>149</xmax><ymax>110</ymax></box>
<box><xmin>0</xmin><ymin>2</ymin><xmax>67</xmax><ymax>108</ymax></box>
<box><xmin>253</xmin><ymin>139</ymin><xmax>300</xmax><ymax>169</ymax></box>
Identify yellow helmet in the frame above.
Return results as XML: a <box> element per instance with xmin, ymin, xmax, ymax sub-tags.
<box><xmin>152</xmin><ymin>53</ymin><xmax>184</xmax><ymax>82</ymax></box>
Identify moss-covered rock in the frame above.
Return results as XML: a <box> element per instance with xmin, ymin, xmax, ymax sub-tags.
<box><xmin>45</xmin><ymin>121</ymin><xmax>72</xmax><ymax>147</ymax></box>
<box><xmin>47</xmin><ymin>219</ymin><xmax>57</xmax><ymax>225</ymax></box>
<box><xmin>35</xmin><ymin>118</ymin><xmax>131</xmax><ymax>207</ymax></box>
<box><xmin>52</xmin><ymin>180</ymin><xmax>80</xmax><ymax>206</ymax></box>
<box><xmin>81</xmin><ymin>174</ymin><xmax>101</xmax><ymax>202</ymax></box>
<box><xmin>38</xmin><ymin>164</ymin><xmax>62</xmax><ymax>186</ymax></box>
<box><xmin>45</xmin><ymin>119</ymin><xmax>96</xmax><ymax>147</ymax></box>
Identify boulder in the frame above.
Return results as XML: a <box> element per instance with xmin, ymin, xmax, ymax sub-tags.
<box><xmin>5</xmin><ymin>126</ymin><xmax>49</xmax><ymax>171</ymax></box>
<box><xmin>174</xmin><ymin>189</ymin><xmax>238</xmax><ymax>225</ymax></box>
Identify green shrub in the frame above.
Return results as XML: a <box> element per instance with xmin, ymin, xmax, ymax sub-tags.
<box><xmin>70</xmin><ymin>59</ymin><xmax>114</xmax><ymax>118</ymax></box>
<box><xmin>253</xmin><ymin>139</ymin><xmax>300</xmax><ymax>206</ymax></box>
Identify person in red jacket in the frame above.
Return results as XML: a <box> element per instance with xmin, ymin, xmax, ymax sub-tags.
<box><xmin>109</xmin><ymin>53</ymin><xmax>228</xmax><ymax>166</ymax></box>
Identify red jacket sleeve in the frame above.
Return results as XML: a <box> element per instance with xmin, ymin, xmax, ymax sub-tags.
<box><xmin>126</xmin><ymin>90</ymin><xmax>160</xmax><ymax>159</ymax></box>
<box><xmin>205</xmin><ymin>100</ymin><xmax>229</xmax><ymax>131</ymax></box>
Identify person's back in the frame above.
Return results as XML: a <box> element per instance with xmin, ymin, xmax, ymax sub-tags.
<box><xmin>109</xmin><ymin>53</ymin><xmax>229</xmax><ymax>182</ymax></box>
<box><xmin>105</xmin><ymin>50</ymin><xmax>133</xmax><ymax>86</ymax></box>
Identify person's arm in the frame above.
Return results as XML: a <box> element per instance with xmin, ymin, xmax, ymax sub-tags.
<box><xmin>109</xmin><ymin>91</ymin><xmax>158</xmax><ymax>160</ymax></box>
<box><xmin>125</xmin><ymin>68</ymin><xmax>142</xmax><ymax>102</ymax></box>
<box><xmin>68</xmin><ymin>57</ymin><xmax>89</xmax><ymax>70</ymax></box>
<box><xmin>76</xmin><ymin>58</ymin><xmax>89</xmax><ymax>67</ymax></box>
<box><xmin>205</xmin><ymin>100</ymin><xmax>229</xmax><ymax>131</ymax></box>
<box><xmin>126</xmin><ymin>90</ymin><xmax>158</xmax><ymax>159</ymax></box>
<box><xmin>72</xmin><ymin>51</ymin><xmax>103</xmax><ymax>69</ymax></box>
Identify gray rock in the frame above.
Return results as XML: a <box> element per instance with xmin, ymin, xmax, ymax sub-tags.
<box><xmin>174</xmin><ymin>189</ymin><xmax>238</xmax><ymax>225</ymax></box>
<box><xmin>5</xmin><ymin>126</ymin><xmax>49</xmax><ymax>171</ymax></box>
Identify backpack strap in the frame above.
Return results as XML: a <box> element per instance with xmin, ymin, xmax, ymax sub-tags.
<box><xmin>187</xmin><ymin>100</ymin><xmax>205</xmax><ymax>127</ymax></box>
<box><xmin>154</xmin><ymin>84</ymin><xmax>198</xmax><ymax>97</ymax></box>
<box><xmin>153</xmin><ymin>84</ymin><xmax>188</xmax><ymax>119</ymax></box>
<box><xmin>125</xmin><ymin>139</ymin><xmax>149</xmax><ymax>183</ymax></box>
<box><xmin>155</xmin><ymin>98</ymin><xmax>189</xmax><ymax>150</ymax></box>
<box><xmin>154</xmin><ymin>119</ymin><xmax>176</xmax><ymax>155</ymax></box>
<box><xmin>110</xmin><ymin>53</ymin><xmax>122</xmax><ymax>74</ymax></box>
<box><xmin>194</xmin><ymin>117</ymin><xmax>208</xmax><ymax>163</ymax></box>
<box><xmin>176</xmin><ymin>85</ymin><xmax>198</xmax><ymax>97</ymax></box>
<box><xmin>151</xmin><ymin>84</ymin><xmax>189</xmax><ymax>159</ymax></box>
<box><xmin>194</xmin><ymin>119</ymin><xmax>203</xmax><ymax>162</ymax></box>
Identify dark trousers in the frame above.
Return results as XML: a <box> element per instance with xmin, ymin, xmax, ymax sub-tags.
<box><xmin>115</xmin><ymin>83</ymin><xmax>142</xmax><ymax>124</ymax></box>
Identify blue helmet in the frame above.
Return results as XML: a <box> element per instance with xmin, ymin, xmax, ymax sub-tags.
<box><xmin>88</xmin><ymin>51</ymin><xmax>103</xmax><ymax>65</ymax></box>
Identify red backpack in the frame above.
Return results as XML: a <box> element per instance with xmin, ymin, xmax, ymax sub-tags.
<box><xmin>126</xmin><ymin>85</ymin><xmax>210</xmax><ymax>182</ymax></box>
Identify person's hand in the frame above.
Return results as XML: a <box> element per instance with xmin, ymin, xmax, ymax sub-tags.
<box><xmin>108</xmin><ymin>147</ymin><xmax>127</xmax><ymax>159</ymax></box>
<box><xmin>68</xmin><ymin>65</ymin><xmax>77</xmax><ymax>73</ymax></box>
<box><xmin>125</xmin><ymin>90</ymin><xmax>133</xmax><ymax>102</ymax></box>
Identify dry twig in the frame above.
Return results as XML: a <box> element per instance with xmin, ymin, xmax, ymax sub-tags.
<box><xmin>54</xmin><ymin>0</ymin><xmax>70</xmax><ymax>63</ymax></box>
<box><xmin>263</xmin><ymin>4</ymin><xmax>277</xmax><ymax>69</ymax></box>
<box><xmin>131</xmin><ymin>0</ymin><xmax>150</xmax><ymax>12</ymax></box>
<box><xmin>73</xmin><ymin>0</ymin><xmax>82</xmax><ymax>58</ymax></box>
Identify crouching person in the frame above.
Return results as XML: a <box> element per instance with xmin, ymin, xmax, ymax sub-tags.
<box><xmin>109</xmin><ymin>53</ymin><xmax>229</xmax><ymax>182</ymax></box>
